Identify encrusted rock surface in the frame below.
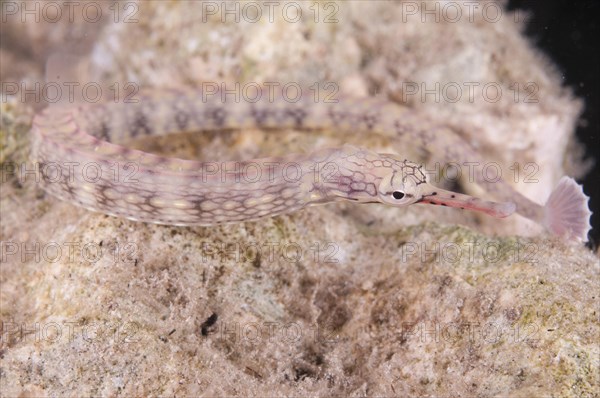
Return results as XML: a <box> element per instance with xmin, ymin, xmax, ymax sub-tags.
<box><xmin>1</xmin><ymin>209</ymin><xmax>598</xmax><ymax>396</ymax></box>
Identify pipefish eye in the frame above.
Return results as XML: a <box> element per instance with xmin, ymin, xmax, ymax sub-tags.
<box><xmin>392</xmin><ymin>191</ymin><xmax>405</xmax><ymax>200</ymax></box>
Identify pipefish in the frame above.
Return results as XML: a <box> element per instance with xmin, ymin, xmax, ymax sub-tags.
<box><xmin>31</xmin><ymin>88</ymin><xmax>592</xmax><ymax>242</ymax></box>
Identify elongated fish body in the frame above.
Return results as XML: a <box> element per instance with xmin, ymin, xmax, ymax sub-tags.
<box><xmin>31</xmin><ymin>89</ymin><xmax>592</xmax><ymax>242</ymax></box>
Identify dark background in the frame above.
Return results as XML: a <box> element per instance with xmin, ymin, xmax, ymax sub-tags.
<box><xmin>507</xmin><ymin>0</ymin><xmax>599</xmax><ymax>247</ymax></box>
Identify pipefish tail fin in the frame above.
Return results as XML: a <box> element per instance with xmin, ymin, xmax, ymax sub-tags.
<box><xmin>543</xmin><ymin>176</ymin><xmax>592</xmax><ymax>242</ymax></box>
